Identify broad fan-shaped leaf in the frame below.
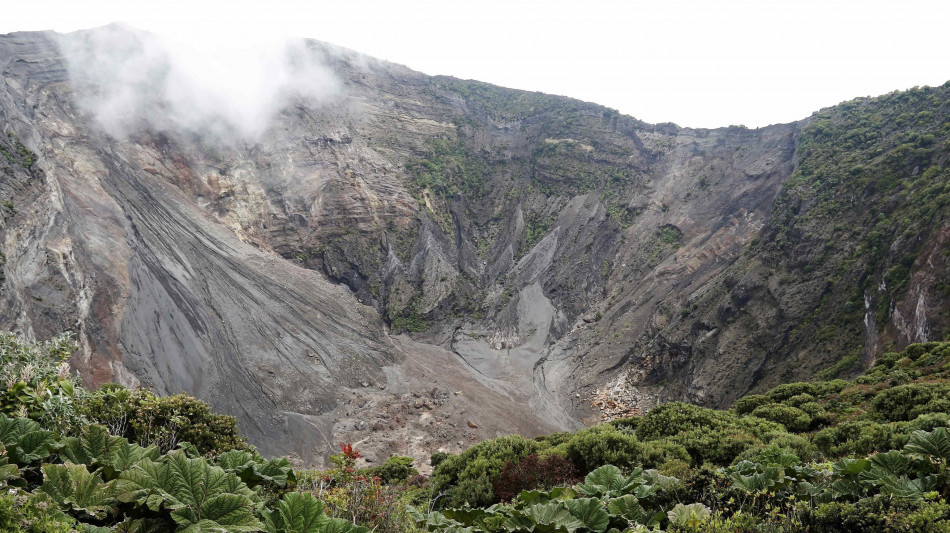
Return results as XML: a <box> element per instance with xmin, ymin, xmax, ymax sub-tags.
<box><xmin>172</xmin><ymin>492</ymin><xmax>262</xmax><ymax>532</ymax></box>
<box><xmin>60</xmin><ymin>424</ymin><xmax>112</xmax><ymax>465</ymax></box>
<box><xmin>41</xmin><ymin>463</ymin><xmax>117</xmax><ymax>519</ymax></box>
<box><xmin>443</xmin><ymin>507</ymin><xmax>490</xmax><ymax>526</ymax></box>
<box><xmin>834</xmin><ymin>458</ymin><xmax>871</xmax><ymax>477</ymax></box>
<box><xmin>115</xmin><ymin>457</ymin><xmax>183</xmax><ymax>511</ymax></box>
<box><xmin>576</xmin><ymin>465</ymin><xmax>637</xmax><ymax>497</ymax></box>
<box><xmin>0</xmin><ymin>417</ymin><xmax>55</xmax><ymax>465</ymax></box>
<box><xmin>15</xmin><ymin>429</ymin><xmax>54</xmax><ymax>464</ymax></box>
<box><xmin>0</xmin><ymin>416</ymin><xmax>42</xmax><ymax>443</ymax></box>
<box><xmin>564</xmin><ymin>497</ymin><xmax>609</xmax><ymax>532</ymax></box>
<box><xmin>116</xmin><ymin>451</ymin><xmax>262</xmax><ymax>532</ymax></box>
<box><xmin>217</xmin><ymin>450</ymin><xmax>294</xmax><ymax>489</ymax></box>
<box><xmin>416</xmin><ymin>511</ymin><xmax>470</xmax><ymax>532</ymax></box>
<box><xmin>105</xmin><ymin>441</ymin><xmax>162</xmax><ymax>479</ymax></box>
<box><xmin>262</xmin><ymin>492</ymin><xmax>329</xmax><ymax>533</ymax></box>
<box><xmin>320</xmin><ymin>518</ymin><xmax>371</xmax><ymax>533</ymax></box>
<box><xmin>641</xmin><ymin>469</ymin><xmax>679</xmax><ymax>491</ymax></box>
<box><xmin>524</xmin><ymin>502</ymin><xmax>584</xmax><ymax>532</ymax></box>
<box><xmin>667</xmin><ymin>503</ymin><xmax>711</xmax><ymax>528</ymax></box>
<box><xmin>905</xmin><ymin>427</ymin><xmax>950</xmax><ymax>462</ymax></box>
<box><xmin>606</xmin><ymin>494</ymin><xmax>661</xmax><ymax>527</ymax></box>
<box><xmin>0</xmin><ymin>445</ymin><xmax>19</xmax><ymax>482</ymax></box>
<box><xmin>866</xmin><ymin>450</ymin><xmax>912</xmax><ymax>477</ymax></box>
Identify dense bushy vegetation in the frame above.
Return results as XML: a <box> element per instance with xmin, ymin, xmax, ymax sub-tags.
<box><xmin>423</xmin><ymin>341</ymin><xmax>950</xmax><ymax>531</ymax></box>
<box><xmin>0</xmin><ymin>332</ymin><xmax>380</xmax><ymax>532</ymax></box>
<box><xmin>4</xmin><ymin>331</ymin><xmax>950</xmax><ymax>531</ymax></box>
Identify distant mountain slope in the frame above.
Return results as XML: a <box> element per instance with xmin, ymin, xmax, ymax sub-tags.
<box><xmin>0</xmin><ymin>26</ymin><xmax>946</xmax><ymax>461</ymax></box>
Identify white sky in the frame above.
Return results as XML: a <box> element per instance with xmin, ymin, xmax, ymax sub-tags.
<box><xmin>4</xmin><ymin>0</ymin><xmax>949</xmax><ymax>128</ymax></box>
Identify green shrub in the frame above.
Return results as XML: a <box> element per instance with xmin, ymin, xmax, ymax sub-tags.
<box><xmin>785</xmin><ymin>393</ymin><xmax>817</xmax><ymax>408</ymax></box>
<box><xmin>430</xmin><ymin>451</ymin><xmax>450</xmax><ymax>468</ymax></box>
<box><xmin>733</xmin><ymin>395</ymin><xmax>771</xmax><ymax>416</ymax></box>
<box><xmin>818</xmin><ymin>379</ymin><xmax>851</xmax><ymax>395</ymax></box>
<box><xmin>636</xmin><ymin>402</ymin><xmax>734</xmax><ymax>441</ymax></box>
<box><xmin>731</xmin><ymin>443</ymin><xmax>801</xmax><ymax>467</ymax></box>
<box><xmin>564</xmin><ymin>425</ymin><xmax>644</xmax><ymax>473</ymax></box>
<box><xmin>871</xmin><ymin>383</ymin><xmax>948</xmax><ymax>421</ymax></box>
<box><xmin>765</xmin><ymin>382</ymin><xmax>819</xmax><ymax>401</ymax></box>
<box><xmin>750</xmin><ymin>404</ymin><xmax>811</xmax><ymax>432</ymax></box>
<box><xmin>534</xmin><ymin>431</ymin><xmax>574</xmax><ymax>446</ymax></box>
<box><xmin>0</xmin><ymin>489</ymin><xmax>76</xmax><ymax>533</ymax></box>
<box><xmin>798</xmin><ymin>401</ymin><xmax>833</xmax><ymax>428</ymax></box>
<box><xmin>671</xmin><ymin>428</ymin><xmax>760</xmax><ymax>466</ymax></box>
<box><xmin>431</xmin><ymin>435</ymin><xmax>542</xmax><ymax>508</ymax></box>
<box><xmin>78</xmin><ymin>385</ymin><xmax>246</xmax><ymax>455</ymax></box>
<box><xmin>813</xmin><ymin>420</ymin><xmax>897</xmax><ymax>456</ymax></box>
<box><xmin>639</xmin><ymin>439</ymin><xmax>692</xmax><ymax>468</ymax></box>
<box><xmin>368</xmin><ymin>455</ymin><xmax>418</xmax><ymax>484</ymax></box>
<box><xmin>734</xmin><ymin>416</ymin><xmax>787</xmax><ymax>439</ymax></box>
<box><xmin>761</xmin><ymin>432</ymin><xmax>822</xmax><ymax>462</ymax></box>
<box><xmin>609</xmin><ymin>417</ymin><xmax>641</xmax><ymax>433</ymax></box>
<box><xmin>909</xmin><ymin>397</ymin><xmax>950</xmax><ymax>419</ymax></box>
<box><xmin>905</xmin><ymin>412</ymin><xmax>950</xmax><ymax>433</ymax></box>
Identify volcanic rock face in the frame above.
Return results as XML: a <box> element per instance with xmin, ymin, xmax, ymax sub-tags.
<box><xmin>1</xmin><ymin>27</ymin><xmax>948</xmax><ymax>463</ymax></box>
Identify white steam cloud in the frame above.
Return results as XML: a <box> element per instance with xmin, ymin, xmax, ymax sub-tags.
<box><xmin>58</xmin><ymin>24</ymin><xmax>341</xmax><ymax>142</ymax></box>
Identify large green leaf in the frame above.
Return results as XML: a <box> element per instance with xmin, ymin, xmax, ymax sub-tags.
<box><xmin>666</xmin><ymin>503</ymin><xmax>710</xmax><ymax>529</ymax></box>
<box><xmin>262</xmin><ymin>492</ymin><xmax>328</xmax><ymax>533</ymax></box>
<box><xmin>115</xmin><ymin>457</ymin><xmax>183</xmax><ymax>511</ymax></box>
<box><xmin>0</xmin><ymin>416</ymin><xmax>41</xmax><ymax>444</ymax></box>
<box><xmin>172</xmin><ymin>493</ymin><xmax>262</xmax><ymax>532</ymax></box>
<box><xmin>606</xmin><ymin>495</ymin><xmax>661</xmax><ymax>527</ymax></box>
<box><xmin>442</xmin><ymin>507</ymin><xmax>490</xmax><ymax>526</ymax></box>
<box><xmin>576</xmin><ymin>465</ymin><xmax>637</xmax><ymax>497</ymax></box>
<box><xmin>116</xmin><ymin>451</ymin><xmax>262</xmax><ymax>532</ymax></box>
<box><xmin>525</xmin><ymin>502</ymin><xmax>584</xmax><ymax>532</ymax></box>
<box><xmin>834</xmin><ymin>458</ymin><xmax>871</xmax><ymax>477</ymax></box>
<box><xmin>217</xmin><ymin>449</ymin><xmax>294</xmax><ymax>489</ymax></box>
<box><xmin>60</xmin><ymin>424</ymin><xmax>161</xmax><ymax>481</ymax></box>
<box><xmin>105</xmin><ymin>440</ymin><xmax>162</xmax><ymax>479</ymax></box>
<box><xmin>905</xmin><ymin>427</ymin><xmax>950</xmax><ymax>462</ymax></box>
<box><xmin>60</xmin><ymin>424</ymin><xmax>112</xmax><ymax>465</ymax></box>
<box><xmin>0</xmin><ymin>445</ymin><xmax>19</xmax><ymax>482</ymax></box>
<box><xmin>320</xmin><ymin>518</ymin><xmax>371</xmax><ymax>533</ymax></box>
<box><xmin>41</xmin><ymin>463</ymin><xmax>117</xmax><ymax>519</ymax></box>
<box><xmin>0</xmin><ymin>417</ymin><xmax>55</xmax><ymax>464</ymax></box>
<box><xmin>564</xmin><ymin>498</ymin><xmax>609</xmax><ymax>532</ymax></box>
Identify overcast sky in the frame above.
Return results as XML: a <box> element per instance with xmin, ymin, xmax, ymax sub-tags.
<box><xmin>4</xmin><ymin>0</ymin><xmax>949</xmax><ymax>128</ymax></box>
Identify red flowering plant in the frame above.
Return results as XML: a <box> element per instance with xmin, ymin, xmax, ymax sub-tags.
<box><xmin>298</xmin><ymin>443</ymin><xmax>414</xmax><ymax>533</ymax></box>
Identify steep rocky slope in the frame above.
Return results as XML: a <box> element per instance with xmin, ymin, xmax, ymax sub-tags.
<box><xmin>1</xmin><ymin>26</ymin><xmax>947</xmax><ymax>463</ymax></box>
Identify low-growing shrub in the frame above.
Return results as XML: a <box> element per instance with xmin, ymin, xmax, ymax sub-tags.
<box><xmin>671</xmin><ymin>428</ymin><xmax>760</xmax><ymax>466</ymax></box>
<box><xmin>765</xmin><ymin>382</ymin><xmax>819</xmax><ymax>401</ymax></box>
<box><xmin>871</xmin><ymin>383</ymin><xmax>948</xmax><ymax>421</ymax></box>
<box><xmin>813</xmin><ymin>420</ymin><xmax>898</xmax><ymax>456</ymax></box>
<box><xmin>431</xmin><ymin>434</ymin><xmax>542</xmax><ymax>508</ymax></box>
<box><xmin>78</xmin><ymin>385</ymin><xmax>246</xmax><ymax>455</ymax></box>
<box><xmin>750</xmin><ymin>404</ymin><xmax>811</xmax><ymax>432</ymax></box>
<box><xmin>636</xmin><ymin>402</ymin><xmax>734</xmax><ymax>440</ymax></box>
<box><xmin>368</xmin><ymin>455</ymin><xmax>418</xmax><ymax>485</ymax></box>
<box><xmin>733</xmin><ymin>394</ymin><xmax>771</xmax><ymax>416</ymax></box>
<box><xmin>564</xmin><ymin>424</ymin><xmax>643</xmax><ymax>473</ymax></box>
